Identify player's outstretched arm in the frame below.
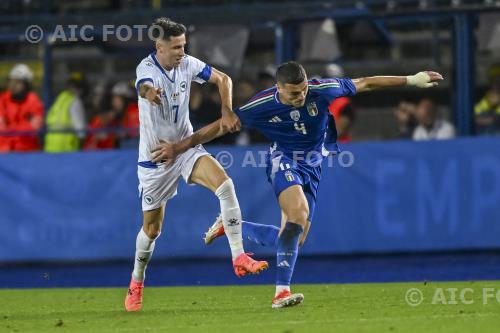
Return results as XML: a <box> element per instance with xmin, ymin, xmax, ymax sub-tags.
<box><xmin>352</xmin><ymin>71</ymin><xmax>443</xmax><ymax>93</ymax></box>
<box><xmin>151</xmin><ymin>119</ymin><xmax>227</xmax><ymax>164</ymax></box>
<box><xmin>208</xmin><ymin>68</ymin><xmax>241</xmax><ymax>133</ymax></box>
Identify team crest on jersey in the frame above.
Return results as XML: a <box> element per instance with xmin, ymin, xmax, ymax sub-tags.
<box><xmin>290</xmin><ymin>110</ymin><xmax>301</xmax><ymax>122</ymax></box>
<box><xmin>307</xmin><ymin>102</ymin><xmax>319</xmax><ymax>116</ymax></box>
<box><xmin>144</xmin><ymin>195</ymin><xmax>154</xmax><ymax>205</ymax></box>
<box><xmin>180</xmin><ymin>81</ymin><xmax>187</xmax><ymax>92</ymax></box>
<box><xmin>285</xmin><ymin>170</ymin><xmax>295</xmax><ymax>182</ymax></box>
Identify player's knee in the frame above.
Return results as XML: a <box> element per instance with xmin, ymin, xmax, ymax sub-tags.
<box><xmin>145</xmin><ymin>229</ymin><xmax>161</xmax><ymax>240</ymax></box>
<box><xmin>214</xmin><ymin>177</ymin><xmax>234</xmax><ymax>200</ymax></box>
<box><xmin>286</xmin><ymin>206</ymin><xmax>309</xmax><ymax>226</ymax></box>
<box><xmin>143</xmin><ymin>223</ymin><xmax>162</xmax><ymax>240</ymax></box>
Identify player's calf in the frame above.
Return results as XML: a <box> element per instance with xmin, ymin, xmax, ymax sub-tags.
<box><xmin>214</xmin><ymin>178</ymin><xmax>245</xmax><ymax>259</ymax></box>
<box><xmin>298</xmin><ymin>220</ymin><xmax>311</xmax><ymax>247</ymax></box>
<box><xmin>275</xmin><ymin>222</ymin><xmax>304</xmax><ymax>301</ymax></box>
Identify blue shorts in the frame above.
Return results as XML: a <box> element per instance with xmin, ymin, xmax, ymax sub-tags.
<box><xmin>266</xmin><ymin>153</ymin><xmax>322</xmax><ymax>222</ymax></box>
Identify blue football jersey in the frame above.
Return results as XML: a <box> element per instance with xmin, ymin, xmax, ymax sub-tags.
<box><xmin>234</xmin><ymin>78</ymin><xmax>357</xmax><ymax>166</ymax></box>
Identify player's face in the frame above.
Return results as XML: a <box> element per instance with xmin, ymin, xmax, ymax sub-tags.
<box><xmin>156</xmin><ymin>34</ymin><xmax>186</xmax><ymax>69</ymax></box>
<box><xmin>278</xmin><ymin>79</ymin><xmax>308</xmax><ymax>108</ymax></box>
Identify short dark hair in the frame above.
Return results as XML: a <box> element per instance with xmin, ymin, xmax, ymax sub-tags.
<box><xmin>151</xmin><ymin>17</ymin><xmax>186</xmax><ymax>41</ymax></box>
<box><xmin>276</xmin><ymin>61</ymin><xmax>306</xmax><ymax>85</ymax></box>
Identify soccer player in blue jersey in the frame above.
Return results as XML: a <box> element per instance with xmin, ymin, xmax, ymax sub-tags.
<box><xmin>151</xmin><ymin>61</ymin><xmax>443</xmax><ymax>308</ymax></box>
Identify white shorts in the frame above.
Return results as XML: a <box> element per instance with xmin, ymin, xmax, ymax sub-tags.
<box><xmin>137</xmin><ymin>144</ymin><xmax>210</xmax><ymax>211</ymax></box>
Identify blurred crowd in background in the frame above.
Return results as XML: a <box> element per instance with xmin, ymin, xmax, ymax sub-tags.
<box><xmin>1</xmin><ymin>61</ymin><xmax>499</xmax><ymax>153</ymax></box>
<box><xmin>1</xmin><ymin>0</ymin><xmax>500</xmax><ymax>153</ymax></box>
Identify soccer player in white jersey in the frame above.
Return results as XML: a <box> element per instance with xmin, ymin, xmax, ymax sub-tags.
<box><xmin>125</xmin><ymin>17</ymin><xmax>268</xmax><ymax>312</ymax></box>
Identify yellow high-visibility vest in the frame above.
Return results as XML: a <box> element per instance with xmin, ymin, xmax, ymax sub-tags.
<box><xmin>44</xmin><ymin>90</ymin><xmax>80</xmax><ymax>152</ymax></box>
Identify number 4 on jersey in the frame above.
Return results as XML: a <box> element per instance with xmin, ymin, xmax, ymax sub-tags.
<box><xmin>294</xmin><ymin>122</ymin><xmax>307</xmax><ymax>135</ymax></box>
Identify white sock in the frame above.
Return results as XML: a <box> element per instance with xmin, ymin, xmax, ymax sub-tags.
<box><xmin>275</xmin><ymin>285</ymin><xmax>291</xmax><ymax>296</ymax></box>
<box><xmin>132</xmin><ymin>228</ymin><xmax>158</xmax><ymax>282</ymax></box>
<box><xmin>215</xmin><ymin>179</ymin><xmax>245</xmax><ymax>260</ymax></box>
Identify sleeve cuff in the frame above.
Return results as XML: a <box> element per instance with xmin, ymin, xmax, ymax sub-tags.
<box><xmin>136</xmin><ymin>78</ymin><xmax>154</xmax><ymax>92</ymax></box>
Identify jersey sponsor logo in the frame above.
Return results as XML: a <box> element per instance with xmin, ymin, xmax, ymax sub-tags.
<box><xmin>227</xmin><ymin>218</ymin><xmax>240</xmax><ymax>226</ymax></box>
<box><xmin>180</xmin><ymin>81</ymin><xmax>187</xmax><ymax>92</ymax></box>
<box><xmin>307</xmin><ymin>102</ymin><xmax>319</xmax><ymax>116</ymax></box>
<box><xmin>278</xmin><ymin>260</ymin><xmax>290</xmax><ymax>267</ymax></box>
<box><xmin>290</xmin><ymin>110</ymin><xmax>301</xmax><ymax>121</ymax></box>
<box><xmin>285</xmin><ymin>170</ymin><xmax>295</xmax><ymax>182</ymax></box>
<box><xmin>269</xmin><ymin>116</ymin><xmax>282</xmax><ymax>123</ymax></box>
<box><xmin>144</xmin><ymin>195</ymin><xmax>154</xmax><ymax>205</ymax></box>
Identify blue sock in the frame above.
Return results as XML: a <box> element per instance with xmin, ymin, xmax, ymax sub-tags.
<box><xmin>242</xmin><ymin>221</ymin><xmax>280</xmax><ymax>247</ymax></box>
<box><xmin>276</xmin><ymin>222</ymin><xmax>304</xmax><ymax>286</ymax></box>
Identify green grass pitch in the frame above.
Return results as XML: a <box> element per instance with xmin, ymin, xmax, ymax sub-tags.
<box><xmin>1</xmin><ymin>281</ymin><xmax>500</xmax><ymax>333</ymax></box>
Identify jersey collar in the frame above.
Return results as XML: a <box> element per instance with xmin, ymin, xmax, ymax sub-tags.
<box><xmin>274</xmin><ymin>90</ymin><xmax>283</xmax><ymax>104</ymax></box>
<box><xmin>150</xmin><ymin>51</ymin><xmax>176</xmax><ymax>83</ymax></box>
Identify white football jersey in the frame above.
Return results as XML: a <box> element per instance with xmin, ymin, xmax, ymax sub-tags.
<box><xmin>135</xmin><ymin>52</ymin><xmax>211</xmax><ymax>163</ymax></box>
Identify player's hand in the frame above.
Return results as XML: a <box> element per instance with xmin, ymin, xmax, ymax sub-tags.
<box><xmin>221</xmin><ymin>110</ymin><xmax>241</xmax><ymax>133</ymax></box>
<box><xmin>406</xmin><ymin>71</ymin><xmax>443</xmax><ymax>88</ymax></box>
<box><xmin>145</xmin><ymin>86</ymin><xmax>163</xmax><ymax>105</ymax></box>
<box><xmin>151</xmin><ymin>139</ymin><xmax>180</xmax><ymax>165</ymax></box>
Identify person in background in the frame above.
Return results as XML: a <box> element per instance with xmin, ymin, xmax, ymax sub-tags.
<box><xmin>84</xmin><ymin>81</ymin><xmax>136</xmax><ymax>150</ymax></box>
<box><xmin>394</xmin><ymin>100</ymin><xmax>417</xmax><ymax>139</ymax></box>
<box><xmin>120</xmin><ymin>81</ymin><xmax>140</xmax><ymax>148</ymax></box>
<box><xmin>189</xmin><ymin>83</ymin><xmax>219</xmax><ymax>131</ymax></box>
<box><xmin>474</xmin><ymin>67</ymin><xmax>500</xmax><ymax>135</ymax></box>
<box><xmin>257</xmin><ymin>66</ymin><xmax>276</xmax><ymax>91</ymax></box>
<box><xmin>88</xmin><ymin>82</ymin><xmax>108</xmax><ymax>123</ymax></box>
<box><xmin>0</xmin><ymin>63</ymin><xmax>44</xmax><ymax>152</ymax></box>
<box><xmin>413</xmin><ymin>98</ymin><xmax>455</xmax><ymax>140</ymax></box>
<box><xmin>44</xmin><ymin>72</ymin><xmax>87</xmax><ymax>152</ymax></box>
<box><xmin>328</xmin><ymin>96</ymin><xmax>356</xmax><ymax>143</ymax></box>
<box><xmin>324</xmin><ymin>63</ymin><xmax>356</xmax><ymax>143</ymax></box>
<box><xmin>234</xmin><ymin>79</ymin><xmax>257</xmax><ymax>145</ymax></box>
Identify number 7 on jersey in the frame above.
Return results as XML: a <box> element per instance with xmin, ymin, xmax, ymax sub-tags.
<box><xmin>172</xmin><ymin>105</ymin><xmax>179</xmax><ymax>124</ymax></box>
